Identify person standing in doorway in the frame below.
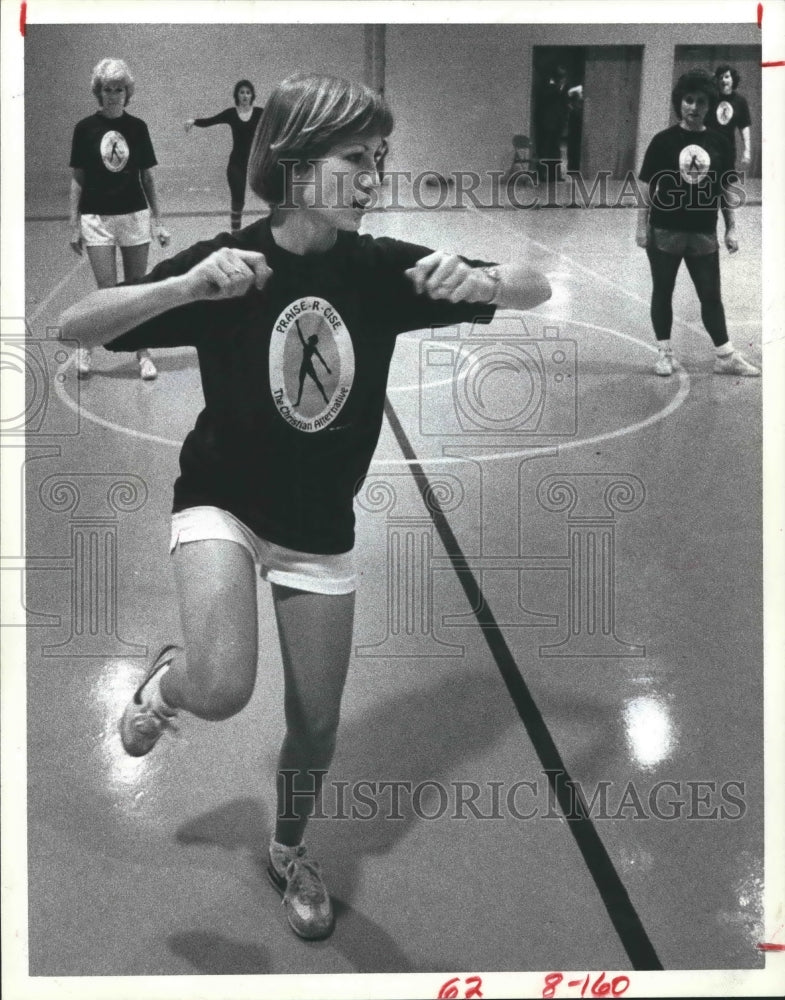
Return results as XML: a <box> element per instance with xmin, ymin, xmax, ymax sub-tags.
<box><xmin>535</xmin><ymin>65</ymin><xmax>583</xmax><ymax>184</ymax></box>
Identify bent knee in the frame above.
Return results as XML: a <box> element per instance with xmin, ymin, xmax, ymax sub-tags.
<box><xmin>185</xmin><ymin>657</ymin><xmax>256</xmax><ymax>720</ymax></box>
<box><xmin>193</xmin><ymin>682</ymin><xmax>254</xmax><ymax>721</ymax></box>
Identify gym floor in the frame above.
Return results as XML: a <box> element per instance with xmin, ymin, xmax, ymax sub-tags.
<box><xmin>16</xmin><ymin>185</ymin><xmax>774</xmax><ymax>992</ymax></box>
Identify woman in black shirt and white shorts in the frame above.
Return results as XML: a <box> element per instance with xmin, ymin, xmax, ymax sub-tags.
<box><xmin>69</xmin><ymin>58</ymin><xmax>170</xmax><ymax>380</ymax></box>
<box><xmin>59</xmin><ymin>72</ymin><xmax>552</xmax><ymax>943</ymax></box>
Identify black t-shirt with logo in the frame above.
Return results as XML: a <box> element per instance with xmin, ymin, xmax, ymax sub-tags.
<box><xmin>639</xmin><ymin>124</ymin><xmax>735</xmax><ymax>233</ymax></box>
<box><xmin>708</xmin><ymin>91</ymin><xmax>751</xmax><ymax>156</ymax></box>
<box><xmin>194</xmin><ymin>106</ymin><xmax>264</xmax><ymax>168</ymax></box>
<box><xmin>69</xmin><ymin>111</ymin><xmax>157</xmax><ymax>215</ymax></box>
<box><xmin>105</xmin><ymin>219</ymin><xmax>497</xmax><ymax>553</ymax></box>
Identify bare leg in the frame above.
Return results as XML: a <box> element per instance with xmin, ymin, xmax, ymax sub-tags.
<box><xmin>76</xmin><ymin>246</ymin><xmax>120</xmax><ymax>376</ymax></box>
<box><xmin>271</xmin><ymin>584</ymin><xmax>355</xmax><ymax>846</ymax></box>
<box><xmin>120</xmin><ymin>243</ymin><xmax>156</xmax><ymax>376</ymax></box>
<box><xmin>86</xmin><ymin>244</ymin><xmax>119</xmax><ymax>289</ymax></box>
<box><xmin>160</xmin><ymin>539</ymin><xmax>260</xmax><ymax>720</ymax></box>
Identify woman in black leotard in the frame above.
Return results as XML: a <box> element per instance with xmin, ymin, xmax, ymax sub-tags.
<box><xmin>185</xmin><ymin>80</ymin><xmax>263</xmax><ymax>231</ymax></box>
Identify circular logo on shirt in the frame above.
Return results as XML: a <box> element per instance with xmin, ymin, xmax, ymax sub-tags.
<box><xmin>100</xmin><ymin>131</ymin><xmax>129</xmax><ymax>172</ymax></box>
<box><xmin>269</xmin><ymin>297</ymin><xmax>355</xmax><ymax>433</ymax></box>
<box><xmin>716</xmin><ymin>101</ymin><xmax>734</xmax><ymax>126</ymax></box>
<box><xmin>679</xmin><ymin>144</ymin><xmax>711</xmax><ymax>185</ymax></box>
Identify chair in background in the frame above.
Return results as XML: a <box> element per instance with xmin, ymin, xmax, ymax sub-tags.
<box><xmin>504</xmin><ymin>134</ymin><xmax>537</xmax><ymax>185</ymax></box>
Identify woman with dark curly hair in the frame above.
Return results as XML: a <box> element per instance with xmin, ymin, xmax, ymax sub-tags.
<box><xmin>635</xmin><ymin>68</ymin><xmax>759</xmax><ymax>378</ymax></box>
<box><xmin>185</xmin><ymin>80</ymin><xmax>264</xmax><ymax>231</ymax></box>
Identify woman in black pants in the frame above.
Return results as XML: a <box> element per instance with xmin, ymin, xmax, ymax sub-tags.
<box><xmin>636</xmin><ymin>69</ymin><xmax>759</xmax><ymax>377</ymax></box>
<box><xmin>185</xmin><ymin>80</ymin><xmax>263</xmax><ymax>231</ymax></box>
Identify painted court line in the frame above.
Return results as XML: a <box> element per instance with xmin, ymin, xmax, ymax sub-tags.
<box><xmin>384</xmin><ymin>397</ymin><xmax>664</xmax><ymax>972</ymax></box>
<box><xmin>465</xmin><ymin>200</ymin><xmax>714</xmax><ymax>337</ymax></box>
<box><xmin>53</xmin><ymin>317</ymin><xmax>691</xmax><ymax>460</ymax></box>
<box><xmin>28</xmin><ymin>257</ymin><xmax>85</xmax><ymax>326</ymax></box>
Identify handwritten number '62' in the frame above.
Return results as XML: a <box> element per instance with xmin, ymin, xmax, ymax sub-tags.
<box><xmin>438</xmin><ymin>975</ymin><xmax>483</xmax><ymax>998</ymax></box>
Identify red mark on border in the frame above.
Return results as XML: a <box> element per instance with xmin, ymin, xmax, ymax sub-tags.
<box><xmin>757</xmin><ymin>942</ymin><xmax>785</xmax><ymax>952</ymax></box>
<box><xmin>19</xmin><ymin>1</ymin><xmax>26</xmax><ymax>36</ymax></box>
<box><xmin>759</xmin><ymin>1</ymin><xmax>785</xmax><ymax>64</ymax></box>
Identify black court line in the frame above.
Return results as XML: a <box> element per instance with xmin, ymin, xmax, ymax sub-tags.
<box><xmin>383</xmin><ymin>398</ymin><xmax>664</xmax><ymax>972</ymax></box>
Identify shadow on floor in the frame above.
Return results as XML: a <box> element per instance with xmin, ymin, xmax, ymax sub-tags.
<box><xmin>167</xmin><ymin>930</ymin><xmax>270</xmax><ymax>974</ymax></box>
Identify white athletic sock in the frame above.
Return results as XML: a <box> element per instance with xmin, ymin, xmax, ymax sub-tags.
<box><xmin>715</xmin><ymin>342</ymin><xmax>734</xmax><ymax>357</ymax></box>
<box><xmin>657</xmin><ymin>341</ymin><xmax>672</xmax><ymax>354</ymax></box>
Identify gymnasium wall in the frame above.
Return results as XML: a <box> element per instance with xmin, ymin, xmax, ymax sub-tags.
<box><xmin>23</xmin><ymin>21</ymin><xmax>761</xmax><ymax>218</ymax></box>
<box><xmin>23</xmin><ymin>22</ymin><xmax>365</xmax><ymax>217</ymax></box>
<box><xmin>385</xmin><ymin>22</ymin><xmax>761</xmax><ymax>181</ymax></box>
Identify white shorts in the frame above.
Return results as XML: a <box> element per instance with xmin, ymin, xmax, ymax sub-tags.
<box><xmin>170</xmin><ymin>506</ymin><xmax>357</xmax><ymax>595</ymax></box>
<box><xmin>80</xmin><ymin>209</ymin><xmax>151</xmax><ymax>248</ymax></box>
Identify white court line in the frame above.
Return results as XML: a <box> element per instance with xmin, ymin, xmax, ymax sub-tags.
<box><xmin>28</xmin><ymin>256</ymin><xmax>86</xmax><ymax>325</ymax></box>
<box><xmin>53</xmin><ymin>352</ymin><xmax>197</xmax><ymax>448</ymax></box>
<box><xmin>45</xmin><ymin>205</ymin><xmax>712</xmax><ymax>460</ymax></box>
<box><xmin>52</xmin><ymin>318</ymin><xmax>692</xmax><ymax>460</ymax></box>
<box><xmin>465</xmin><ymin>200</ymin><xmax>713</xmax><ymax>337</ymax></box>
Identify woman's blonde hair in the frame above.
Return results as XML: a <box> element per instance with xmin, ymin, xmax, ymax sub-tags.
<box><xmin>91</xmin><ymin>58</ymin><xmax>135</xmax><ymax>105</ymax></box>
<box><xmin>248</xmin><ymin>74</ymin><xmax>393</xmax><ymax>205</ymax></box>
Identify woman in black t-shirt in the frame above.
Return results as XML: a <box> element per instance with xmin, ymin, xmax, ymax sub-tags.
<box><xmin>636</xmin><ymin>69</ymin><xmax>759</xmax><ymax>378</ymax></box>
<box><xmin>711</xmin><ymin>65</ymin><xmax>753</xmax><ymax>170</ymax></box>
<box><xmin>185</xmin><ymin>80</ymin><xmax>264</xmax><ymax>231</ymax></box>
<box><xmin>59</xmin><ymin>73</ymin><xmax>552</xmax><ymax>943</ymax></box>
<box><xmin>69</xmin><ymin>58</ymin><xmax>171</xmax><ymax>380</ymax></box>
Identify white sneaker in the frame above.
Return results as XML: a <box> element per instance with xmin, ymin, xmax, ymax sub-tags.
<box><xmin>654</xmin><ymin>350</ymin><xmax>674</xmax><ymax>377</ymax></box>
<box><xmin>76</xmin><ymin>348</ymin><xmax>92</xmax><ymax>378</ymax></box>
<box><xmin>139</xmin><ymin>355</ymin><xmax>158</xmax><ymax>381</ymax></box>
<box><xmin>267</xmin><ymin>841</ymin><xmax>335</xmax><ymax>940</ymax></box>
<box><xmin>713</xmin><ymin>351</ymin><xmax>760</xmax><ymax>377</ymax></box>
<box><xmin>118</xmin><ymin>645</ymin><xmax>180</xmax><ymax>756</ymax></box>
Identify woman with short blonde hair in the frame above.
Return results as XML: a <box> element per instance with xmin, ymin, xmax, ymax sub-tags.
<box><xmin>68</xmin><ymin>58</ymin><xmax>170</xmax><ymax>380</ymax></box>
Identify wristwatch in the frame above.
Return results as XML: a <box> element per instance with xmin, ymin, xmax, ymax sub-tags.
<box><xmin>480</xmin><ymin>265</ymin><xmax>501</xmax><ymax>304</ymax></box>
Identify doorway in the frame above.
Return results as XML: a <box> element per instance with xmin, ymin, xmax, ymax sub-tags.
<box><xmin>531</xmin><ymin>45</ymin><xmax>643</xmax><ymax>181</ymax></box>
<box><xmin>532</xmin><ymin>47</ymin><xmax>586</xmax><ymax>179</ymax></box>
